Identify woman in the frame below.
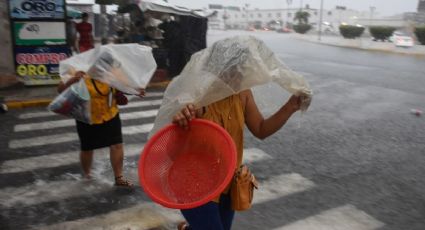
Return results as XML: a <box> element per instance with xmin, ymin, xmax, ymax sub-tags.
<box><xmin>173</xmin><ymin>90</ymin><xmax>302</xmax><ymax>230</ymax></box>
<box><xmin>57</xmin><ymin>71</ymin><xmax>144</xmax><ymax>188</ymax></box>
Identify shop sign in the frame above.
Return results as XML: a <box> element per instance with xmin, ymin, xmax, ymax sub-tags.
<box><xmin>13</xmin><ymin>21</ymin><xmax>66</xmax><ymax>46</ymax></box>
<box><xmin>9</xmin><ymin>0</ymin><xmax>65</xmax><ymax>19</ymax></box>
<box><xmin>14</xmin><ymin>46</ymin><xmax>71</xmax><ymax>85</ymax></box>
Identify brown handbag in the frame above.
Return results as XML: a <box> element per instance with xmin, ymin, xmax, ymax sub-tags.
<box><xmin>230</xmin><ymin>165</ymin><xmax>259</xmax><ymax>211</ymax></box>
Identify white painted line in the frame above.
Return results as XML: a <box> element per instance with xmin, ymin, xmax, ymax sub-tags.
<box><xmin>243</xmin><ymin>148</ymin><xmax>272</xmax><ymax>164</ymax></box>
<box><xmin>0</xmin><ymin>144</ymin><xmax>145</xmax><ymax>174</ymax></box>
<box><xmin>9</xmin><ymin>123</ymin><xmax>153</xmax><ymax>149</ymax></box>
<box><xmin>118</xmin><ymin>99</ymin><xmax>162</xmax><ymax>109</ymax></box>
<box><xmin>9</xmin><ymin>133</ymin><xmax>79</xmax><ymax>149</ymax></box>
<box><xmin>122</xmin><ymin>123</ymin><xmax>154</xmax><ymax>135</ymax></box>
<box><xmin>254</xmin><ymin>173</ymin><xmax>315</xmax><ymax>204</ymax></box>
<box><xmin>37</xmin><ymin>203</ymin><xmax>182</xmax><ymax>230</ymax></box>
<box><xmin>14</xmin><ymin>109</ymin><xmax>158</xmax><ymax>132</ymax></box>
<box><xmin>274</xmin><ymin>204</ymin><xmax>385</xmax><ymax>230</ymax></box>
<box><xmin>18</xmin><ymin>94</ymin><xmax>163</xmax><ymax>119</ymax></box>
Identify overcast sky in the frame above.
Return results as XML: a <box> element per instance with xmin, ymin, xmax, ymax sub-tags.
<box><xmin>168</xmin><ymin>0</ymin><xmax>419</xmax><ymax>16</ymax></box>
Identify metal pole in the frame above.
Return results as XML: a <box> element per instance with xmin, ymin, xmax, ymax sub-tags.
<box><xmin>318</xmin><ymin>0</ymin><xmax>324</xmax><ymax>41</ymax></box>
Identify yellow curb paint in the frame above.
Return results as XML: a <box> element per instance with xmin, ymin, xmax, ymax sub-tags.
<box><xmin>6</xmin><ymin>99</ymin><xmax>52</xmax><ymax>109</ymax></box>
<box><xmin>4</xmin><ymin>81</ymin><xmax>170</xmax><ymax>109</ymax></box>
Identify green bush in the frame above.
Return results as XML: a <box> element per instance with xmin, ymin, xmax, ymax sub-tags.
<box><xmin>415</xmin><ymin>27</ymin><xmax>425</xmax><ymax>45</ymax></box>
<box><xmin>293</xmin><ymin>24</ymin><xmax>312</xmax><ymax>34</ymax></box>
<box><xmin>369</xmin><ymin>26</ymin><xmax>396</xmax><ymax>41</ymax></box>
<box><xmin>339</xmin><ymin>25</ymin><xmax>365</xmax><ymax>39</ymax></box>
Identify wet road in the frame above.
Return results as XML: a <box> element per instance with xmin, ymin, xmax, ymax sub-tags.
<box><xmin>1</xmin><ymin>31</ymin><xmax>425</xmax><ymax>229</ymax></box>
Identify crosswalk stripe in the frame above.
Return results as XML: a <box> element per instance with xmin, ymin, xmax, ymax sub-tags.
<box><xmin>0</xmin><ymin>147</ymin><xmax>272</xmax><ymax>208</ymax></box>
<box><xmin>273</xmin><ymin>204</ymin><xmax>385</xmax><ymax>230</ymax></box>
<box><xmin>243</xmin><ymin>148</ymin><xmax>272</xmax><ymax>164</ymax></box>
<box><xmin>18</xmin><ymin>94</ymin><xmax>163</xmax><ymax>119</ymax></box>
<box><xmin>9</xmin><ymin>123</ymin><xmax>154</xmax><ymax>149</ymax></box>
<box><xmin>253</xmin><ymin>173</ymin><xmax>315</xmax><ymax>204</ymax></box>
<box><xmin>0</xmin><ymin>144</ymin><xmax>145</xmax><ymax>174</ymax></box>
<box><xmin>14</xmin><ymin>109</ymin><xmax>158</xmax><ymax>132</ymax></box>
<box><xmin>37</xmin><ymin>203</ymin><xmax>182</xmax><ymax>230</ymax></box>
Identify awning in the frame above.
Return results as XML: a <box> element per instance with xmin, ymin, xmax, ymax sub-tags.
<box><xmin>118</xmin><ymin>0</ymin><xmax>206</xmax><ymax>18</ymax></box>
<box><xmin>67</xmin><ymin>6</ymin><xmax>82</xmax><ymax>18</ymax></box>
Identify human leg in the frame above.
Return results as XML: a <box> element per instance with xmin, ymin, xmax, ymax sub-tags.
<box><xmin>219</xmin><ymin>194</ymin><xmax>235</xmax><ymax>230</ymax></box>
<box><xmin>80</xmin><ymin>150</ymin><xmax>94</xmax><ymax>178</ymax></box>
<box><xmin>109</xmin><ymin>143</ymin><xmax>133</xmax><ymax>187</ymax></box>
<box><xmin>180</xmin><ymin>202</ymin><xmax>224</xmax><ymax>230</ymax></box>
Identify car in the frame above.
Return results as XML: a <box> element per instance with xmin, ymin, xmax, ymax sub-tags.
<box><xmin>389</xmin><ymin>31</ymin><xmax>414</xmax><ymax>47</ymax></box>
<box><xmin>276</xmin><ymin>27</ymin><xmax>292</xmax><ymax>33</ymax></box>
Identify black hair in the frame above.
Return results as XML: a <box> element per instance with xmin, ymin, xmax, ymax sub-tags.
<box><xmin>82</xmin><ymin>12</ymin><xmax>89</xmax><ymax>18</ymax></box>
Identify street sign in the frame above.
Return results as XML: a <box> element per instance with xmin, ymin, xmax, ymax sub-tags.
<box><xmin>13</xmin><ymin>21</ymin><xmax>66</xmax><ymax>46</ymax></box>
<box><xmin>9</xmin><ymin>0</ymin><xmax>66</xmax><ymax>19</ymax></box>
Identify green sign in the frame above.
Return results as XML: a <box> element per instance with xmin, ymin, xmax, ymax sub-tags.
<box><xmin>13</xmin><ymin>21</ymin><xmax>66</xmax><ymax>46</ymax></box>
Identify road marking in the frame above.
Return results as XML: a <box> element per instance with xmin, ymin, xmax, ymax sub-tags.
<box><xmin>274</xmin><ymin>204</ymin><xmax>385</xmax><ymax>230</ymax></box>
<box><xmin>243</xmin><ymin>148</ymin><xmax>272</xmax><ymax>164</ymax></box>
<box><xmin>9</xmin><ymin>123</ymin><xmax>154</xmax><ymax>149</ymax></box>
<box><xmin>0</xmin><ymin>144</ymin><xmax>145</xmax><ymax>174</ymax></box>
<box><xmin>18</xmin><ymin>96</ymin><xmax>163</xmax><ymax>119</ymax></box>
<box><xmin>254</xmin><ymin>173</ymin><xmax>315</xmax><ymax>204</ymax></box>
<box><xmin>14</xmin><ymin>109</ymin><xmax>158</xmax><ymax>132</ymax></box>
<box><xmin>37</xmin><ymin>203</ymin><xmax>182</xmax><ymax>230</ymax></box>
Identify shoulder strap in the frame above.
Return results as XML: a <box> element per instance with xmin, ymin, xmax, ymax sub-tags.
<box><xmin>91</xmin><ymin>79</ymin><xmax>111</xmax><ymax>96</ymax></box>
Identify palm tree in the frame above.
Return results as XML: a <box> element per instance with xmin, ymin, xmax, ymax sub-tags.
<box><xmin>294</xmin><ymin>11</ymin><xmax>310</xmax><ymax>25</ymax></box>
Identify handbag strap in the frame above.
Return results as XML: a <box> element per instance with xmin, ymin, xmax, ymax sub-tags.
<box><xmin>91</xmin><ymin>79</ymin><xmax>113</xmax><ymax>96</ymax></box>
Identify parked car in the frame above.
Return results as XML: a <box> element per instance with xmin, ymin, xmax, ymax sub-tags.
<box><xmin>389</xmin><ymin>31</ymin><xmax>414</xmax><ymax>47</ymax></box>
<box><xmin>276</xmin><ymin>27</ymin><xmax>292</xmax><ymax>33</ymax></box>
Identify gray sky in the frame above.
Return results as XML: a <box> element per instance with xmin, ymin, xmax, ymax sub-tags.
<box><xmin>168</xmin><ymin>0</ymin><xmax>419</xmax><ymax>16</ymax></box>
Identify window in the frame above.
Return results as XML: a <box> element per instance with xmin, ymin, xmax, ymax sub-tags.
<box><xmin>314</xmin><ymin>11</ymin><xmax>318</xmax><ymax>16</ymax></box>
<box><xmin>258</xmin><ymin>13</ymin><xmax>262</xmax><ymax>18</ymax></box>
<box><xmin>288</xmin><ymin>12</ymin><xmax>292</xmax><ymax>17</ymax></box>
<box><xmin>328</xmin><ymin>11</ymin><xmax>332</xmax><ymax>16</ymax></box>
<box><xmin>268</xmin><ymin>13</ymin><xmax>272</xmax><ymax>18</ymax></box>
<box><xmin>250</xmin><ymin>13</ymin><xmax>253</xmax><ymax>18</ymax></box>
<box><xmin>277</xmin><ymin>12</ymin><xmax>281</xmax><ymax>17</ymax></box>
<box><xmin>242</xmin><ymin>14</ymin><xmax>245</xmax><ymax>18</ymax></box>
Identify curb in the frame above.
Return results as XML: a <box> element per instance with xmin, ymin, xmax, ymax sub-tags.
<box><xmin>296</xmin><ymin>36</ymin><xmax>425</xmax><ymax>58</ymax></box>
<box><xmin>4</xmin><ymin>80</ymin><xmax>171</xmax><ymax>110</ymax></box>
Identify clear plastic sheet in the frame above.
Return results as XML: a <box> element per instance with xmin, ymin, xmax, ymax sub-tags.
<box><xmin>48</xmin><ymin>79</ymin><xmax>91</xmax><ymax>124</ymax></box>
<box><xmin>150</xmin><ymin>36</ymin><xmax>313</xmax><ymax>137</ymax></box>
<box><xmin>59</xmin><ymin>44</ymin><xmax>157</xmax><ymax>95</ymax></box>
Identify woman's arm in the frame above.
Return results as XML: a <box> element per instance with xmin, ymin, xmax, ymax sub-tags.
<box><xmin>242</xmin><ymin>89</ymin><xmax>301</xmax><ymax>140</ymax></box>
<box><xmin>57</xmin><ymin>71</ymin><xmax>85</xmax><ymax>93</ymax></box>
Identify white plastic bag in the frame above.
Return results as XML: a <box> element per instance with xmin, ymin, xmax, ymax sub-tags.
<box><xmin>59</xmin><ymin>44</ymin><xmax>157</xmax><ymax>95</ymax></box>
<box><xmin>48</xmin><ymin>79</ymin><xmax>91</xmax><ymax>124</ymax></box>
<box><xmin>150</xmin><ymin>36</ymin><xmax>313</xmax><ymax>137</ymax></box>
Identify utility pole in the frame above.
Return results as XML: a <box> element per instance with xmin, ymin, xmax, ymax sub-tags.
<box><xmin>369</xmin><ymin>6</ymin><xmax>376</xmax><ymax>27</ymax></box>
<box><xmin>318</xmin><ymin>0</ymin><xmax>324</xmax><ymax>41</ymax></box>
<box><xmin>286</xmin><ymin>0</ymin><xmax>292</xmax><ymax>27</ymax></box>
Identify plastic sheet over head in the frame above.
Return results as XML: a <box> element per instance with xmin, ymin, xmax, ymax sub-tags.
<box><xmin>150</xmin><ymin>35</ymin><xmax>313</xmax><ymax>137</ymax></box>
<box><xmin>59</xmin><ymin>44</ymin><xmax>157</xmax><ymax>95</ymax></box>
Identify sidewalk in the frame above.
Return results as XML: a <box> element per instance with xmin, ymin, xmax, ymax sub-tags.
<box><xmin>295</xmin><ymin>34</ymin><xmax>425</xmax><ymax>57</ymax></box>
<box><xmin>0</xmin><ymin>71</ymin><xmax>170</xmax><ymax>110</ymax></box>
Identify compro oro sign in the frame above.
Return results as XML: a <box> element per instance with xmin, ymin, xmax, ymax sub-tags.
<box><xmin>14</xmin><ymin>46</ymin><xmax>71</xmax><ymax>85</ymax></box>
<box><xmin>9</xmin><ymin>0</ymin><xmax>65</xmax><ymax>19</ymax></box>
<box><xmin>14</xmin><ymin>22</ymin><xmax>66</xmax><ymax>46</ymax></box>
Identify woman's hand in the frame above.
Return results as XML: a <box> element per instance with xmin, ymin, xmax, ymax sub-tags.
<box><xmin>285</xmin><ymin>95</ymin><xmax>302</xmax><ymax>113</ymax></box>
<box><xmin>172</xmin><ymin>104</ymin><xmax>197</xmax><ymax>129</ymax></box>
<box><xmin>57</xmin><ymin>71</ymin><xmax>86</xmax><ymax>93</ymax></box>
<box><xmin>137</xmin><ymin>88</ymin><xmax>146</xmax><ymax>98</ymax></box>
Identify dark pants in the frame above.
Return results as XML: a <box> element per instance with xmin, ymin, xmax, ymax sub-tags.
<box><xmin>181</xmin><ymin>194</ymin><xmax>234</xmax><ymax>230</ymax></box>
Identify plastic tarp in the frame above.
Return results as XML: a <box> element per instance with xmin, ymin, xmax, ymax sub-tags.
<box><xmin>133</xmin><ymin>0</ymin><xmax>206</xmax><ymax>18</ymax></box>
<box><xmin>150</xmin><ymin>35</ymin><xmax>313</xmax><ymax>137</ymax></box>
<box><xmin>59</xmin><ymin>44</ymin><xmax>157</xmax><ymax>95</ymax></box>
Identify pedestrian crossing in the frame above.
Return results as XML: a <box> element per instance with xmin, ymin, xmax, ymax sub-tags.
<box><xmin>1</xmin><ymin>91</ymin><xmax>385</xmax><ymax>230</ymax></box>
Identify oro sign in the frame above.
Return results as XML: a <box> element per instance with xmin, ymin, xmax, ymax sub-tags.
<box><xmin>14</xmin><ymin>46</ymin><xmax>71</xmax><ymax>85</ymax></box>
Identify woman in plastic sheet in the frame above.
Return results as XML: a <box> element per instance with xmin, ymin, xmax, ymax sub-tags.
<box><xmin>57</xmin><ymin>53</ymin><xmax>144</xmax><ymax>189</ymax></box>
<box><xmin>170</xmin><ymin>37</ymin><xmax>311</xmax><ymax>230</ymax></box>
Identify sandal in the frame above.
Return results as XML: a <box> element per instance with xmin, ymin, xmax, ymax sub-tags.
<box><xmin>115</xmin><ymin>175</ymin><xmax>134</xmax><ymax>188</ymax></box>
<box><xmin>177</xmin><ymin>221</ymin><xmax>189</xmax><ymax>230</ymax></box>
